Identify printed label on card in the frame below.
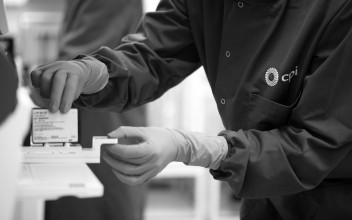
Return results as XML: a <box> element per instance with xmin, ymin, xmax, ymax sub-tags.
<box><xmin>32</xmin><ymin>109</ymin><xmax>78</xmax><ymax>143</ymax></box>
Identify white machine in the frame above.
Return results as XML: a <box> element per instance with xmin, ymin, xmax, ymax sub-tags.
<box><xmin>17</xmin><ymin>108</ymin><xmax>118</xmax><ymax>220</ymax></box>
<box><xmin>22</xmin><ymin>108</ymin><xmax>118</xmax><ymax>163</ymax></box>
<box><xmin>22</xmin><ymin>136</ymin><xmax>117</xmax><ymax>163</ymax></box>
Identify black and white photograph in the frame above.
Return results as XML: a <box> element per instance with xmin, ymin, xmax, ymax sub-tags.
<box><xmin>1</xmin><ymin>0</ymin><xmax>352</xmax><ymax>220</ymax></box>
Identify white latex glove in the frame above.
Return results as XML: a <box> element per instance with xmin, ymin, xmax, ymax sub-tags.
<box><xmin>30</xmin><ymin>57</ymin><xmax>108</xmax><ymax>113</ymax></box>
<box><xmin>102</xmin><ymin>126</ymin><xmax>228</xmax><ymax>185</ymax></box>
<box><xmin>29</xmin><ymin>86</ymin><xmax>50</xmax><ymax>109</ymax></box>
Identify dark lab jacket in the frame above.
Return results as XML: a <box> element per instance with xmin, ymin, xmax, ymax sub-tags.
<box><xmin>75</xmin><ymin>0</ymin><xmax>352</xmax><ymax>219</ymax></box>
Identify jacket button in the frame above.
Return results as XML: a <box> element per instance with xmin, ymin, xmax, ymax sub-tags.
<box><xmin>220</xmin><ymin>99</ymin><xmax>226</xmax><ymax>104</ymax></box>
<box><xmin>238</xmin><ymin>2</ymin><xmax>244</xmax><ymax>8</ymax></box>
<box><xmin>225</xmin><ymin>51</ymin><xmax>230</xmax><ymax>57</ymax></box>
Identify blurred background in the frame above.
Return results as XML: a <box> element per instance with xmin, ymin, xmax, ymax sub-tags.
<box><xmin>4</xmin><ymin>0</ymin><xmax>240</xmax><ymax>219</ymax></box>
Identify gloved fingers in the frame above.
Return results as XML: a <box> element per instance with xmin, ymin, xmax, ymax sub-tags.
<box><xmin>30</xmin><ymin>69</ymin><xmax>43</xmax><ymax>88</ymax></box>
<box><xmin>39</xmin><ymin>69</ymin><xmax>55</xmax><ymax>99</ymax></box>
<box><xmin>33</xmin><ymin>61</ymin><xmax>63</xmax><ymax>71</ymax></box>
<box><xmin>102</xmin><ymin>151</ymin><xmax>154</xmax><ymax>175</ymax></box>
<box><xmin>111</xmin><ymin>168</ymin><xmax>158</xmax><ymax>185</ymax></box>
<box><xmin>103</xmin><ymin>145</ymin><xmax>154</xmax><ymax>164</ymax></box>
<box><xmin>49</xmin><ymin>70</ymin><xmax>68</xmax><ymax>113</ymax></box>
<box><xmin>104</xmin><ymin>142</ymin><xmax>153</xmax><ymax>159</ymax></box>
<box><xmin>108</xmin><ymin>126</ymin><xmax>146</xmax><ymax>140</ymax></box>
<box><xmin>30</xmin><ymin>61</ymin><xmax>66</xmax><ymax>87</ymax></box>
<box><xmin>60</xmin><ymin>73</ymin><xmax>80</xmax><ymax>113</ymax></box>
<box><xmin>125</xmin><ymin>154</ymin><xmax>155</xmax><ymax>164</ymax></box>
<box><xmin>29</xmin><ymin>87</ymin><xmax>50</xmax><ymax>108</ymax></box>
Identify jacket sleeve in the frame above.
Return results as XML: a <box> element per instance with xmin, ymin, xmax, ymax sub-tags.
<box><xmin>74</xmin><ymin>0</ymin><xmax>200</xmax><ymax>112</ymax></box>
<box><xmin>211</xmin><ymin>1</ymin><xmax>352</xmax><ymax>199</ymax></box>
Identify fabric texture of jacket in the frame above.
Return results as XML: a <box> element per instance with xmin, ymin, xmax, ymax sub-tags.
<box><xmin>74</xmin><ymin>0</ymin><xmax>352</xmax><ymax>219</ymax></box>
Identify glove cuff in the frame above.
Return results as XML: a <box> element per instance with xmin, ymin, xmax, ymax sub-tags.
<box><xmin>171</xmin><ymin>129</ymin><xmax>228</xmax><ymax>169</ymax></box>
<box><xmin>71</xmin><ymin>56</ymin><xmax>108</xmax><ymax>94</ymax></box>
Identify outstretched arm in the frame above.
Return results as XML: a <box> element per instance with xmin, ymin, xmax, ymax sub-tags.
<box><xmin>30</xmin><ymin>0</ymin><xmax>200</xmax><ymax>113</ymax></box>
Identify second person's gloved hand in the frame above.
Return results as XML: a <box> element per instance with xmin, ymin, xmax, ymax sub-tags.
<box><xmin>30</xmin><ymin>57</ymin><xmax>108</xmax><ymax>113</ymax></box>
<box><xmin>102</xmin><ymin>126</ymin><xmax>228</xmax><ymax>185</ymax></box>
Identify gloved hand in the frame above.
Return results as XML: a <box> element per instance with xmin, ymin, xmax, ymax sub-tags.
<box><xmin>30</xmin><ymin>60</ymin><xmax>88</xmax><ymax>113</ymax></box>
<box><xmin>102</xmin><ymin>126</ymin><xmax>228</xmax><ymax>185</ymax></box>
<box><xmin>29</xmin><ymin>86</ymin><xmax>50</xmax><ymax>110</ymax></box>
<box><xmin>30</xmin><ymin>57</ymin><xmax>108</xmax><ymax>113</ymax></box>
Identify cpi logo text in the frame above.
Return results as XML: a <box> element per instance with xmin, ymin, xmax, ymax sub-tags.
<box><xmin>265</xmin><ymin>66</ymin><xmax>298</xmax><ymax>87</ymax></box>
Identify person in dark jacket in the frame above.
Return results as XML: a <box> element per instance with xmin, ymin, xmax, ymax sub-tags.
<box><xmin>43</xmin><ymin>1</ymin><xmax>146</xmax><ymax>220</ymax></box>
<box><xmin>30</xmin><ymin>0</ymin><xmax>352</xmax><ymax>219</ymax></box>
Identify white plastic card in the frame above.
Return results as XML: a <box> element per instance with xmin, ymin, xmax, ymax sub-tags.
<box><xmin>31</xmin><ymin>109</ymin><xmax>78</xmax><ymax>143</ymax></box>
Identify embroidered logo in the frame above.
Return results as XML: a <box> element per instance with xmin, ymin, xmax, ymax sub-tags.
<box><xmin>282</xmin><ymin>66</ymin><xmax>298</xmax><ymax>83</ymax></box>
<box><xmin>265</xmin><ymin>67</ymin><xmax>279</xmax><ymax>87</ymax></box>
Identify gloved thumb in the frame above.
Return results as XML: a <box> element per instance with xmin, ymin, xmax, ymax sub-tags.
<box><xmin>108</xmin><ymin>126</ymin><xmax>145</xmax><ymax>140</ymax></box>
